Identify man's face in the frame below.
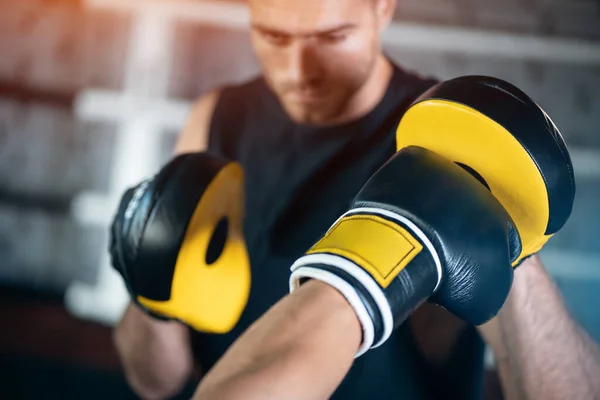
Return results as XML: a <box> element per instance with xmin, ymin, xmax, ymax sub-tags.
<box><xmin>249</xmin><ymin>0</ymin><xmax>387</xmax><ymax>125</ymax></box>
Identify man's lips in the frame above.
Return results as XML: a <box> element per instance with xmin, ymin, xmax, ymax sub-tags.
<box><xmin>288</xmin><ymin>90</ymin><xmax>326</xmax><ymax>103</ymax></box>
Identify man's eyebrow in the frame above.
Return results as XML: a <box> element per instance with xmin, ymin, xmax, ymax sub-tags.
<box><xmin>251</xmin><ymin>23</ymin><xmax>357</xmax><ymax>37</ymax></box>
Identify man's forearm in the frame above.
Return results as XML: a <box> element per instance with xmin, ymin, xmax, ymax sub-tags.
<box><xmin>480</xmin><ymin>255</ymin><xmax>600</xmax><ymax>399</ymax></box>
<box><xmin>114</xmin><ymin>303</ymin><xmax>194</xmax><ymax>400</ymax></box>
<box><xmin>193</xmin><ymin>281</ymin><xmax>361</xmax><ymax>400</ymax></box>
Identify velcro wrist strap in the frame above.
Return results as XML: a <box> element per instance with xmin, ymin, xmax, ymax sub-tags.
<box><xmin>314</xmin><ymin>207</ymin><xmax>442</xmax><ymax>292</ymax></box>
<box><xmin>289</xmin><ymin>207</ymin><xmax>443</xmax><ymax>354</ymax></box>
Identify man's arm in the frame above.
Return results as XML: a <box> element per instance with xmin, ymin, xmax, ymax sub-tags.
<box><xmin>193</xmin><ymin>280</ymin><xmax>361</xmax><ymax>400</ymax></box>
<box><xmin>173</xmin><ymin>89</ymin><xmax>220</xmax><ymax>155</ymax></box>
<box><xmin>408</xmin><ymin>304</ymin><xmax>486</xmax><ymax>399</ymax></box>
<box><xmin>113</xmin><ymin>89</ymin><xmax>221</xmax><ymax>399</ymax></box>
<box><xmin>479</xmin><ymin>254</ymin><xmax>600</xmax><ymax>399</ymax></box>
<box><xmin>113</xmin><ymin>304</ymin><xmax>195</xmax><ymax>399</ymax></box>
<box><xmin>409</xmin><ymin>304</ymin><xmax>467</xmax><ymax>367</ymax></box>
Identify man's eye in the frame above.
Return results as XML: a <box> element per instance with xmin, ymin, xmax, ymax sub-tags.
<box><xmin>320</xmin><ymin>33</ymin><xmax>347</xmax><ymax>44</ymax></box>
<box><xmin>263</xmin><ymin>31</ymin><xmax>290</xmax><ymax>45</ymax></box>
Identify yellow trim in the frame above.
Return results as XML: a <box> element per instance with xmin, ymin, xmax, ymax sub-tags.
<box><xmin>396</xmin><ymin>99</ymin><xmax>551</xmax><ymax>265</ymax></box>
<box><xmin>307</xmin><ymin>214</ymin><xmax>423</xmax><ymax>288</ymax></box>
<box><xmin>139</xmin><ymin>162</ymin><xmax>251</xmax><ymax>333</ymax></box>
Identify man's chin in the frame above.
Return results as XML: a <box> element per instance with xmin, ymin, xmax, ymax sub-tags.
<box><xmin>289</xmin><ymin>112</ymin><xmax>329</xmax><ymax>125</ymax></box>
<box><xmin>284</xmin><ymin>104</ymin><xmax>336</xmax><ymax>126</ymax></box>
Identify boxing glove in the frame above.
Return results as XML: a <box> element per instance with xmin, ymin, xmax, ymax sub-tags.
<box><xmin>109</xmin><ymin>152</ymin><xmax>251</xmax><ymax>333</ymax></box>
<box><xmin>395</xmin><ymin>75</ymin><xmax>576</xmax><ymax>266</ymax></box>
<box><xmin>290</xmin><ymin>76</ymin><xmax>576</xmax><ymax>357</ymax></box>
<box><xmin>290</xmin><ymin>146</ymin><xmax>519</xmax><ymax>356</ymax></box>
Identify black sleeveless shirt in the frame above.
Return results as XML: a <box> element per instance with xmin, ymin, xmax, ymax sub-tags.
<box><xmin>192</xmin><ymin>62</ymin><xmax>485</xmax><ymax>399</ymax></box>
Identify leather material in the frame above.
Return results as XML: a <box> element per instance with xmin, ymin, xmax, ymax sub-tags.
<box><xmin>416</xmin><ymin>76</ymin><xmax>575</xmax><ymax>235</ymax></box>
<box><xmin>353</xmin><ymin>146</ymin><xmax>516</xmax><ymax>325</ymax></box>
<box><xmin>109</xmin><ymin>152</ymin><xmax>251</xmax><ymax>333</ymax></box>
<box><xmin>396</xmin><ymin>75</ymin><xmax>575</xmax><ymax>265</ymax></box>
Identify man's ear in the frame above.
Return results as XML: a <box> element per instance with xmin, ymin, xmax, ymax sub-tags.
<box><xmin>375</xmin><ymin>0</ymin><xmax>397</xmax><ymax>32</ymax></box>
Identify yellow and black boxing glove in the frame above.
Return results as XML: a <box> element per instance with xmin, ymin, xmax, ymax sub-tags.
<box><xmin>109</xmin><ymin>153</ymin><xmax>250</xmax><ymax>334</ymax></box>
<box><xmin>396</xmin><ymin>75</ymin><xmax>576</xmax><ymax>266</ymax></box>
<box><xmin>290</xmin><ymin>76</ymin><xmax>576</xmax><ymax>357</ymax></box>
<box><xmin>290</xmin><ymin>146</ymin><xmax>519</xmax><ymax>357</ymax></box>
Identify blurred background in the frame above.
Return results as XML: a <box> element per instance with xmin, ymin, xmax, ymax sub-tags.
<box><xmin>0</xmin><ymin>0</ymin><xmax>598</xmax><ymax>398</ymax></box>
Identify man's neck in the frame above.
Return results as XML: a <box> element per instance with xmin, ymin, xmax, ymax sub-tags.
<box><xmin>327</xmin><ymin>55</ymin><xmax>393</xmax><ymax>126</ymax></box>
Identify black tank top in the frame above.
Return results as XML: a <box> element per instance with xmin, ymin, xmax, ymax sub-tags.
<box><xmin>192</xmin><ymin>62</ymin><xmax>485</xmax><ymax>399</ymax></box>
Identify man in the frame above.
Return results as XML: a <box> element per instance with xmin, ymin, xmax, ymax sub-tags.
<box><xmin>192</xmin><ymin>257</ymin><xmax>600</xmax><ymax>399</ymax></box>
<box><xmin>188</xmin><ymin>99</ymin><xmax>600</xmax><ymax>398</ymax></box>
<box><xmin>112</xmin><ymin>0</ymin><xmax>598</xmax><ymax>399</ymax></box>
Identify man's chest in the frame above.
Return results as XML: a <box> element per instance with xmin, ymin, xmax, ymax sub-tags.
<box><xmin>240</xmin><ymin>137</ymin><xmax>396</xmax><ymax>260</ymax></box>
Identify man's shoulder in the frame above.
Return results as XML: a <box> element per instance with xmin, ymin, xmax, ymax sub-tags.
<box><xmin>201</xmin><ymin>74</ymin><xmax>272</xmax><ymax>155</ymax></box>
<box><xmin>216</xmin><ymin>74</ymin><xmax>269</xmax><ymax>103</ymax></box>
<box><xmin>194</xmin><ymin>74</ymin><xmax>267</xmax><ymax>111</ymax></box>
<box><xmin>392</xmin><ymin>61</ymin><xmax>439</xmax><ymax>87</ymax></box>
<box><xmin>386</xmin><ymin>62</ymin><xmax>440</xmax><ymax>116</ymax></box>
<box><xmin>205</xmin><ymin>75</ymin><xmax>270</xmax><ymax>123</ymax></box>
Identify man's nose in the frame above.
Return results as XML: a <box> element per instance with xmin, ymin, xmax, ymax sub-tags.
<box><xmin>286</xmin><ymin>42</ymin><xmax>321</xmax><ymax>88</ymax></box>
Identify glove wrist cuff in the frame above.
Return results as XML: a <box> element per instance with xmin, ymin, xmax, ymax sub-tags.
<box><xmin>289</xmin><ymin>253</ymin><xmax>394</xmax><ymax>356</ymax></box>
